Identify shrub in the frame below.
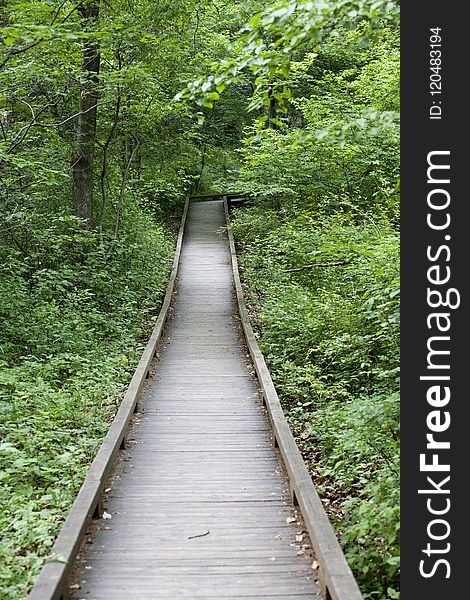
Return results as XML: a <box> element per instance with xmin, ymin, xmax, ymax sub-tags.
<box><xmin>0</xmin><ymin>205</ymin><xmax>175</xmax><ymax>597</ymax></box>
<box><xmin>230</xmin><ymin>205</ymin><xmax>400</xmax><ymax>598</ymax></box>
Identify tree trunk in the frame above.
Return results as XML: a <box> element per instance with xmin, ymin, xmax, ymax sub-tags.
<box><xmin>72</xmin><ymin>1</ymin><xmax>100</xmax><ymax>228</ymax></box>
<box><xmin>267</xmin><ymin>85</ymin><xmax>279</xmax><ymax>130</ymax></box>
<box><xmin>0</xmin><ymin>1</ymin><xmax>8</xmax><ymax>27</ymax></box>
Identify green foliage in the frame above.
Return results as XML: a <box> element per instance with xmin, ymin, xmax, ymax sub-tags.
<box><xmin>0</xmin><ymin>205</ymin><xmax>174</xmax><ymax>597</ymax></box>
<box><xmin>226</xmin><ymin>19</ymin><xmax>400</xmax><ymax>597</ymax></box>
<box><xmin>232</xmin><ymin>24</ymin><xmax>399</xmax><ymax>218</ymax></box>
<box><xmin>231</xmin><ymin>204</ymin><xmax>400</xmax><ymax>598</ymax></box>
<box><xmin>179</xmin><ymin>0</ymin><xmax>399</xmax><ymax>117</ymax></box>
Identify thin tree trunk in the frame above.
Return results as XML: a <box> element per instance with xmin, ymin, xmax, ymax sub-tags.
<box><xmin>267</xmin><ymin>85</ymin><xmax>279</xmax><ymax>130</ymax></box>
<box><xmin>114</xmin><ymin>141</ymin><xmax>140</xmax><ymax>240</ymax></box>
<box><xmin>99</xmin><ymin>91</ymin><xmax>121</xmax><ymax>232</ymax></box>
<box><xmin>193</xmin><ymin>143</ymin><xmax>207</xmax><ymax>193</ymax></box>
<box><xmin>105</xmin><ymin>140</ymin><xmax>140</xmax><ymax>260</ymax></box>
<box><xmin>72</xmin><ymin>0</ymin><xmax>101</xmax><ymax>228</ymax></box>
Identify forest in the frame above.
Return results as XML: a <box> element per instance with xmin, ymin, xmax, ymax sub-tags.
<box><xmin>0</xmin><ymin>1</ymin><xmax>399</xmax><ymax>598</ymax></box>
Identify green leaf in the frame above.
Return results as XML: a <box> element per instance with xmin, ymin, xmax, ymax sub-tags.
<box><xmin>249</xmin><ymin>13</ymin><xmax>262</xmax><ymax>28</ymax></box>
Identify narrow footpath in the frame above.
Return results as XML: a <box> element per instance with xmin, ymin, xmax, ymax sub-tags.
<box><xmin>73</xmin><ymin>200</ymin><xmax>319</xmax><ymax>599</ymax></box>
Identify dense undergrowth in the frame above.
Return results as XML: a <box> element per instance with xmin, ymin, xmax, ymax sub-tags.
<box><xmin>0</xmin><ymin>205</ymin><xmax>175</xmax><ymax>597</ymax></box>
<box><xmin>231</xmin><ymin>205</ymin><xmax>399</xmax><ymax>598</ymax></box>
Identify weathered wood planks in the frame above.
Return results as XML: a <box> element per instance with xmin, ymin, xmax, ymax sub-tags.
<box><xmin>69</xmin><ymin>200</ymin><xmax>321</xmax><ymax>600</ymax></box>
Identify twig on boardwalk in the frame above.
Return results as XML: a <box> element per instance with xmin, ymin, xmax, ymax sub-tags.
<box><xmin>188</xmin><ymin>530</ymin><xmax>210</xmax><ymax>540</ymax></box>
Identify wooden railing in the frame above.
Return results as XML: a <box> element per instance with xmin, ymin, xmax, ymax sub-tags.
<box><xmin>27</xmin><ymin>194</ymin><xmax>362</xmax><ymax>600</ymax></box>
<box><xmin>28</xmin><ymin>197</ymin><xmax>190</xmax><ymax>600</ymax></box>
<box><xmin>223</xmin><ymin>195</ymin><xmax>364</xmax><ymax>600</ymax></box>
<box><xmin>190</xmin><ymin>191</ymin><xmax>246</xmax><ymax>209</ymax></box>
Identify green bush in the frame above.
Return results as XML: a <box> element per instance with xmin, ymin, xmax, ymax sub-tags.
<box><xmin>230</xmin><ymin>205</ymin><xmax>399</xmax><ymax>598</ymax></box>
<box><xmin>0</xmin><ymin>205</ymin><xmax>175</xmax><ymax>598</ymax></box>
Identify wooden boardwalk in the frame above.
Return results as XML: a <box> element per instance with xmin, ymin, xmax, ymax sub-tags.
<box><xmin>72</xmin><ymin>200</ymin><xmax>319</xmax><ymax>599</ymax></box>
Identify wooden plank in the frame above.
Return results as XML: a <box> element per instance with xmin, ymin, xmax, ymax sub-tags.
<box><xmin>71</xmin><ymin>590</ymin><xmax>319</xmax><ymax>600</ymax></box>
<box><xmin>75</xmin><ymin>596</ymin><xmax>318</xmax><ymax>600</ymax></box>
<box><xmin>81</xmin><ymin>562</ymin><xmax>312</xmax><ymax>575</ymax></box>
<box><xmin>77</xmin><ymin>573</ymin><xmax>316</xmax><ymax>585</ymax></box>
<box><xmin>72</xmin><ymin>596</ymin><xmax>318</xmax><ymax>600</ymax></box>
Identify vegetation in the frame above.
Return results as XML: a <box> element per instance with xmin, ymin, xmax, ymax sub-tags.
<box><xmin>1</xmin><ymin>1</ymin><xmax>399</xmax><ymax>598</ymax></box>
<box><xmin>0</xmin><ymin>212</ymin><xmax>174</xmax><ymax>596</ymax></box>
<box><xmin>226</xmin><ymin>13</ymin><xmax>400</xmax><ymax>599</ymax></box>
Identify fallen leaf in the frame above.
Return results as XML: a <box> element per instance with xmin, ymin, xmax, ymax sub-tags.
<box><xmin>286</xmin><ymin>516</ymin><xmax>296</xmax><ymax>523</ymax></box>
<box><xmin>102</xmin><ymin>511</ymin><xmax>112</xmax><ymax>520</ymax></box>
<box><xmin>296</xmin><ymin>534</ymin><xmax>304</xmax><ymax>543</ymax></box>
<box><xmin>312</xmin><ymin>560</ymin><xmax>319</xmax><ymax>570</ymax></box>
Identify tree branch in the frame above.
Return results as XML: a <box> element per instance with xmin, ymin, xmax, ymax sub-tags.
<box><xmin>283</xmin><ymin>259</ymin><xmax>350</xmax><ymax>272</ymax></box>
<box><xmin>6</xmin><ymin>98</ymin><xmax>101</xmax><ymax>155</ymax></box>
<box><xmin>0</xmin><ymin>0</ymin><xmax>86</xmax><ymax>70</ymax></box>
<box><xmin>6</xmin><ymin>100</ymin><xmax>57</xmax><ymax>154</ymax></box>
<box><xmin>35</xmin><ymin>102</ymin><xmax>101</xmax><ymax>128</ymax></box>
